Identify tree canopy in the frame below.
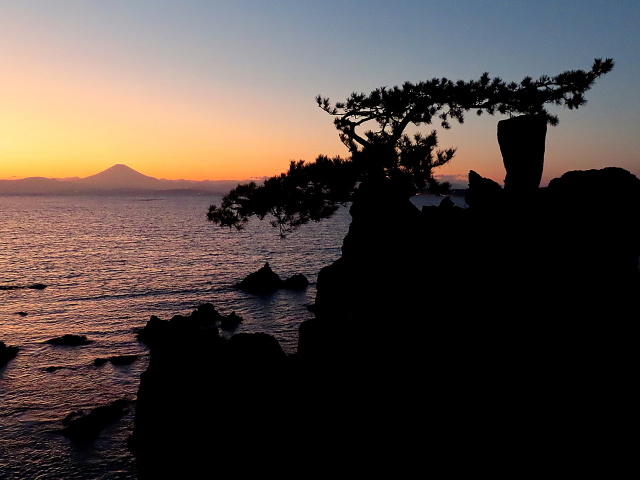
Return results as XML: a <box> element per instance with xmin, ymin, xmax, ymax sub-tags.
<box><xmin>318</xmin><ymin>57</ymin><xmax>614</xmax><ymax>136</ymax></box>
<box><xmin>207</xmin><ymin>155</ymin><xmax>357</xmax><ymax>237</ymax></box>
<box><xmin>208</xmin><ymin>59</ymin><xmax>613</xmax><ymax>235</ymax></box>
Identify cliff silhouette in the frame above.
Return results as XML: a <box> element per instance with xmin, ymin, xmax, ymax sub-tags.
<box><xmin>130</xmin><ymin>59</ymin><xmax>631</xmax><ymax>475</ymax></box>
<box><xmin>129</xmin><ymin>160</ymin><xmax>639</xmax><ymax>477</ymax></box>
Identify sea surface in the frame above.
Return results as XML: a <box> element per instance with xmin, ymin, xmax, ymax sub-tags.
<box><xmin>0</xmin><ymin>192</ymin><xmax>463</xmax><ymax>479</ymax></box>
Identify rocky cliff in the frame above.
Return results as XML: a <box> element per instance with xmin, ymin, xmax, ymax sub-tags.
<box><xmin>130</xmin><ymin>166</ymin><xmax>639</xmax><ymax>477</ymax></box>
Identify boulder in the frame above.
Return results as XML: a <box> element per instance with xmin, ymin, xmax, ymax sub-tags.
<box><xmin>465</xmin><ymin>170</ymin><xmax>504</xmax><ymax>210</ymax></box>
<box><xmin>282</xmin><ymin>273</ymin><xmax>309</xmax><ymax>290</ymax></box>
<box><xmin>235</xmin><ymin>262</ymin><xmax>283</xmax><ymax>294</ymax></box>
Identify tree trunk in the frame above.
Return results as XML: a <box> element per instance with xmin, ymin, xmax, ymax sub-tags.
<box><xmin>497</xmin><ymin>115</ymin><xmax>547</xmax><ymax>194</ymax></box>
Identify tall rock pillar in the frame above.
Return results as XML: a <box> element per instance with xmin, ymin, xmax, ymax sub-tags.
<box><xmin>497</xmin><ymin>115</ymin><xmax>547</xmax><ymax>194</ymax></box>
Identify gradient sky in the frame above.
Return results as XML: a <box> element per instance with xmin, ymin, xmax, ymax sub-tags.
<box><xmin>1</xmin><ymin>1</ymin><xmax>638</xmax><ymax>186</ymax></box>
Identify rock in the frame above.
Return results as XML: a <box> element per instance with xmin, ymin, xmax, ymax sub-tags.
<box><xmin>546</xmin><ymin>166</ymin><xmax>640</xmax><ymax>202</ymax></box>
<box><xmin>541</xmin><ymin>166</ymin><xmax>640</xmax><ymax>290</ymax></box>
<box><xmin>282</xmin><ymin>273</ymin><xmax>309</xmax><ymax>290</ymax></box>
<box><xmin>130</xmin><ymin>166</ymin><xmax>640</xmax><ymax>478</ymax></box>
<box><xmin>465</xmin><ymin>170</ymin><xmax>504</xmax><ymax>210</ymax></box>
<box><xmin>438</xmin><ymin>196</ymin><xmax>455</xmax><ymax>208</ymax></box>
<box><xmin>0</xmin><ymin>283</ymin><xmax>47</xmax><ymax>290</ymax></box>
<box><xmin>135</xmin><ymin>315</ymin><xmax>169</xmax><ymax>346</ymax></box>
<box><xmin>130</xmin><ymin>323</ymin><xmax>295</xmax><ymax>478</ymax></box>
<box><xmin>45</xmin><ymin>334</ymin><xmax>93</xmax><ymax>346</ymax></box>
<box><xmin>0</xmin><ymin>341</ymin><xmax>19</xmax><ymax>367</ymax></box>
<box><xmin>235</xmin><ymin>262</ymin><xmax>283</xmax><ymax>294</ymax></box>
<box><xmin>497</xmin><ymin>114</ymin><xmax>547</xmax><ymax>194</ymax></box>
<box><xmin>136</xmin><ymin>304</ymin><xmax>224</xmax><ymax>347</ymax></box>
<box><xmin>62</xmin><ymin>399</ymin><xmax>131</xmax><ymax>444</ymax></box>
<box><xmin>95</xmin><ymin>355</ymin><xmax>139</xmax><ymax>366</ymax></box>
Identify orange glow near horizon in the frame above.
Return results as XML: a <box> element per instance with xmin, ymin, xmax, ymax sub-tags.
<box><xmin>0</xmin><ymin>45</ymin><xmax>345</xmax><ymax>182</ymax></box>
<box><xmin>0</xmin><ymin>35</ymin><xmax>635</xmax><ymax>187</ymax></box>
<box><xmin>1</xmin><ymin>3</ymin><xmax>638</xmax><ymax>188</ymax></box>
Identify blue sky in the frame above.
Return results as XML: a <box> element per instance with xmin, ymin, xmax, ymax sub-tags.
<box><xmin>1</xmin><ymin>1</ymin><xmax>638</xmax><ymax>185</ymax></box>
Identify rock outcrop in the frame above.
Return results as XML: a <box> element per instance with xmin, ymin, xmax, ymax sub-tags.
<box><xmin>129</xmin><ymin>307</ymin><xmax>298</xmax><ymax>478</ymax></box>
<box><xmin>301</xmin><ymin>166</ymin><xmax>639</xmax><ymax>473</ymax></box>
<box><xmin>135</xmin><ymin>303</ymin><xmax>240</xmax><ymax>346</ymax></box>
<box><xmin>235</xmin><ymin>262</ymin><xmax>309</xmax><ymax>294</ymax></box>
<box><xmin>131</xmin><ymin>166</ymin><xmax>639</xmax><ymax>477</ymax></box>
<box><xmin>498</xmin><ymin>114</ymin><xmax>547</xmax><ymax>194</ymax></box>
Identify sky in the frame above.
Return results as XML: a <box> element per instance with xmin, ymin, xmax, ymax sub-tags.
<box><xmin>0</xmin><ymin>0</ymin><xmax>638</xmax><ymax>186</ymax></box>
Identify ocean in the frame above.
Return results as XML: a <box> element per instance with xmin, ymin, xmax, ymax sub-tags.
<box><xmin>0</xmin><ymin>192</ymin><xmax>462</xmax><ymax>479</ymax></box>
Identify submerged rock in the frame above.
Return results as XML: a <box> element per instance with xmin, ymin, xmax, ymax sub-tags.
<box><xmin>44</xmin><ymin>366</ymin><xmax>67</xmax><ymax>373</ymax></box>
<box><xmin>94</xmin><ymin>355</ymin><xmax>139</xmax><ymax>367</ymax></box>
<box><xmin>0</xmin><ymin>283</ymin><xmax>47</xmax><ymax>291</ymax></box>
<box><xmin>45</xmin><ymin>334</ymin><xmax>93</xmax><ymax>346</ymax></box>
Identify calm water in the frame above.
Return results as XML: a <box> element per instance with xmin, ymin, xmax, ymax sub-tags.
<box><xmin>0</xmin><ymin>193</ymin><xmax>460</xmax><ymax>479</ymax></box>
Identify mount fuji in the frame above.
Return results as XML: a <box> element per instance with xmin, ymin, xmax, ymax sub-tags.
<box><xmin>0</xmin><ymin>165</ymin><xmax>248</xmax><ymax>195</ymax></box>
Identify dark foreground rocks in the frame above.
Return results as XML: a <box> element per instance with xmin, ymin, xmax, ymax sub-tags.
<box><xmin>129</xmin><ymin>308</ymin><xmax>298</xmax><ymax>478</ymax></box>
<box><xmin>135</xmin><ymin>303</ymin><xmax>243</xmax><ymax>346</ymax></box>
<box><xmin>62</xmin><ymin>399</ymin><xmax>131</xmax><ymax>444</ymax></box>
<box><xmin>0</xmin><ymin>341</ymin><xmax>19</xmax><ymax>367</ymax></box>
<box><xmin>131</xmin><ymin>167</ymin><xmax>639</xmax><ymax>477</ymax></box>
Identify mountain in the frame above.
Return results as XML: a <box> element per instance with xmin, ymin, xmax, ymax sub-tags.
<box><xmin>0</xmin><ymin>177</ymin><xmax>74</xmax><ymax>195</ymax></box>
<box><xmin>0</xmin><ymin>165</ymin><xmax>249</xmax><ymax>195</ymax></box>
<box><xmin>74</xmin><ymin>164</ymin><xmax>164</xmax><ymax>190</ymax></box>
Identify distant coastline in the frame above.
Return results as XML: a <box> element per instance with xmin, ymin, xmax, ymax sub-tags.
<box><xmin>0</xmin><ymin>164</ymin><xmax>257</xmax><ymax>196</ymax></box>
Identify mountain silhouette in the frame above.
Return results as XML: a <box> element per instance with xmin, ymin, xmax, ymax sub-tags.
<box><xmin>76</xmin><ymin>164</ymin><xmax>163</xmax><ymax>190</ymax></box>
<box><xmin>0</xmin><ymin>164</ymin><xmax>252</xmax><ymax>195</ymax></box>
